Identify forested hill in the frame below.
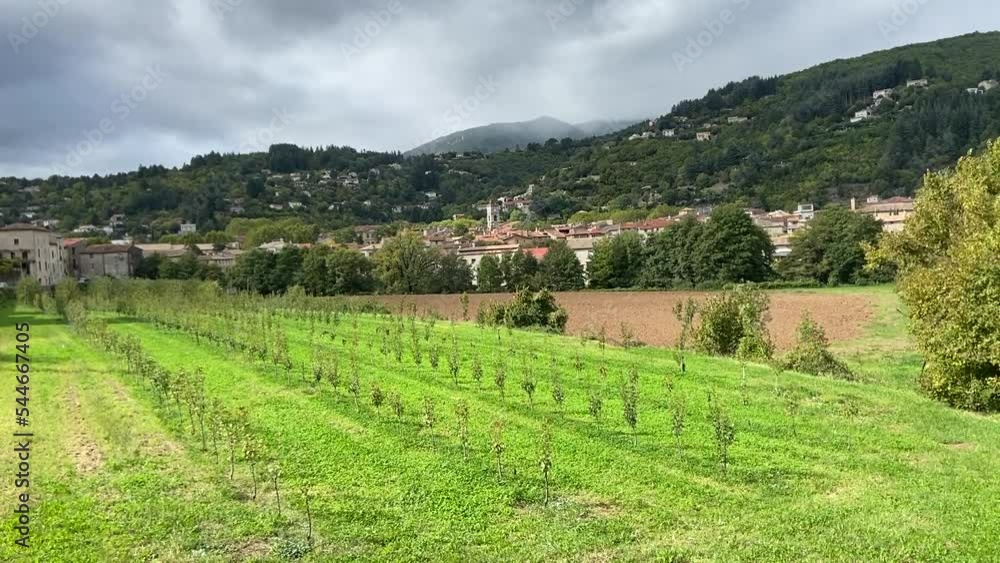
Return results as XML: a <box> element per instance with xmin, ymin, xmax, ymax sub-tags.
<box><xmin>2</xmin><ymin>32</ymin><xmax>999</xmax><ymax>237</ymax></box>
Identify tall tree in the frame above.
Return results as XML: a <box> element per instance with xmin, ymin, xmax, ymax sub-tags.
<box><xmin>867</xmin><ymin>140</ymin><xmax>1000</xmax><ymax>411</ymax></box>
<box><xmin>777</xmin><ymin>205</ymin><xmax>884</xmax><ymax>284</ymax></box>
<box><xmin>539</xmin><ymin>241</ymin><xmax>585</xmax><ymax>291</ymax></box>
<box><xmin>477</xmin><ymin>254</ymin><xmax>504</xmax><ymax>293</ymax></box>
<box><xmin>695</xmin><ymin>204</ymin><xmax>773</xmax><ymax>284</ymax></box>
<box><xmin>589</xmin><ymin>231</ymin><xmax>645</xmax><ymax>289</ymax></box>
<box><xmin>374</xmin><ymin>232</ymin><xmax>438</xmax><ymax>294</ymax></box>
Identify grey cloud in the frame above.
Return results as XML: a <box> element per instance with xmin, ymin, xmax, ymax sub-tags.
<box><xmin>0</xmin><ymin>0</ymin><xmax>996</xmax><ymax>178</ymax></box>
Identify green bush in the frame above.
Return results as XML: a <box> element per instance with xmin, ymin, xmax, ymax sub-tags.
<box><xmin>696</xmin><ymin>284</ymin><xmax>773</xmax><ymax>359</ymax></box>
<box><xmin>15</xmin><ymin>277</ymin><xmax>42</xmax><ymax>307</ymax></box>
<box><xmin>781</xmin><ymin>314</ymin><xmax>854</xmax><ymax>380</ymax></box>
<box><xmin>477</xmin><ymin>290</ymin><xmax>568</xmax><ymax>333</ymax></box>
<box><xmin>867</xmin><ymin>139</ymin><xmax>1000</xmax><ymax>411</ymax></box>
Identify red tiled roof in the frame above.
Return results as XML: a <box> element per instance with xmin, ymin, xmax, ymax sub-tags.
<box><xmin>524</xmin><ymin>248</ymin><xmax>549</xmax><ymax>260</ymax></box>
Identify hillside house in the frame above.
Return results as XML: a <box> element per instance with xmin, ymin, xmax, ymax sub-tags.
<box><xmin>456</xmin><ymin>244</ymin><xmax>520</xmax><ymax>284</ymax></box>
<box><xmin>853</xmin><ymin>195</ymin><xmax>915</xmax><ymax>232</ymax></box>
<box><xmin>0</xmin><ymin>224</ymin><xmax>65</xmax><ymax>286</ymax></box>
<box><xmin>795</xmin><ymin>203</ymin><xmax>816</xmax><ymax>222</ymax></box>
<box><xmin>727</xmin><ymin>116</ymin><xmax>749</xmax><ymax>124</ymax></box>
<box><xmin>873</xmin><ymin>89</ymin><xmax>894</xmax><ymax>102</ymax></box>
<box><xmin>78</xmin><ymin>244</ymin><xmax>141</xmax><ymax>279</ymax></box>
<box><xmin>851</xmin><ymin>109</ymin><xmax>873</xmax><ymax>123</ymax></box>
<box><xmin>967</xmin><ymin>88</ymin><xmax>984</xmax><ymax>95</ymax></box>
<box><xmin>180</xmin><ymin>223</ymin><xmax>197</xmax><ymax>234</ymax></box>
<box><xmin>980</xmin><ymin>80</ymin><xmax>999</xmax><ymax>91</ymax></box>
<box><xmin>696</xmin><ymin>131</ymin><xmax>713</xmax><ymax>142</ymax></box>
<box><xmin>663</xmin><ymin>129</ymin><xmax>675</xmax><ymax>137</ymax></box>
<box><xmin>906</xmin><ymin>79</ymin><xmax>929</xmax><ymax>88</ymax></box>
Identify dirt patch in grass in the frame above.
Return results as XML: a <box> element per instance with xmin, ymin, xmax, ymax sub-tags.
<box><xmin>65</xmin><ymin>388</ymin><xmax>105</xmax><ymax>474</ymax></box>
<box><xmin>365</xmin><ymin>290</ymin><xmax>874</xmax><ymax>351</ymax></box>
<box><xmin>942</xmin><ymin>441</ymin><xmax>976</xmax><ymax>451</ymax></box>
<box><xmin>571</xmin><ymin>492</ymin><xmax>623</xmax><ymax>520</ymax></box>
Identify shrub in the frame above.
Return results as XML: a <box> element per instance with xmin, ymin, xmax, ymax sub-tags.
<box><xmin>16</xmin><ymin>277</ymin><xmax>42</xmax><ymax>307</ymax></box>
<box><xmin>781</xmin><ymin>314</ymin><xmax>854</xmax><ymax>380</ymax></box>
<box><xmin>867</xmin><ymin>140</ymin><xmax>1000</xmax><ymax>411</ymax></box>
<box><xmin>696</xmin><ymin>284</ymin><xmax>773</xmax><ymax>360</ymax></box>
<box><xmin>478</xmin><ymin>290</ymin><xmax>568</xmax><ymax>333</ymax></box>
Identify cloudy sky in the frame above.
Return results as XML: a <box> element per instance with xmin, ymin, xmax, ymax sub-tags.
<box><xmin>1</xmin><ymin>0</ymin><xmax>995</xmax><ymax>178</ymax></box>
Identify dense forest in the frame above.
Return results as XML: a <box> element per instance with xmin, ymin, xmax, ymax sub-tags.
<box><xmin>2</xmin><ymin>32</ymin><xmax>999</xmax><ymax>238</ymax></box>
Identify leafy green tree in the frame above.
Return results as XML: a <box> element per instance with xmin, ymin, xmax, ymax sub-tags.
<box><xmin>539</xmin><ymin>241</ymin><xmax>585</xmax><ymax>291</ymax></box>
<box><xmin>640</xmin><ymin>217</ymin><xmax>704</xmax><ymax>288</ymax></box>
<box><xmin>374</xmin><ymin>232</ymin><xmax>437</xmax><ymax>294</ymax></box>
<box><xmin>302</xmin><ymin>246</ymin><xmax>331</xmax><ymax>296</ymax></box>
<box><xmin>477</xmin><ymin>254</ymin><xmax>504</xmax><ymax>293</ymax></box>
<box><xmin>501</xmin><ymin>251</ymin><xmax>539</xmax><ymax>291</ymax></box>
<box><xmin>867</xmin><ymin>140</ymin><xmax>1000</xmax><ymax>411</ymax></box>
<box><xmin>434</xmin><ymin>252</ymin><xmax>474</xmax><ymax>294</ymax></box>
<box><xmin>589</xmin><ymin>232</ymin><xmax>645</xmax><ymax>289</ymax></box>
<box><xmin>694</xmin><ymin>204</ymin><xmax>773</xmax><ymax>284</ymax></box>
<box><xmin>778</xmin><ymin>205</ymin><xmax>884</xmax><ymax>284</ymax></box>
<box><xmin>327</xmin><ymin>247</ymin><xmax>374</xmax><ymax>294</ymax></box>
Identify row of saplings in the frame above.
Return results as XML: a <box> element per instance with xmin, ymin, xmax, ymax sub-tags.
<box><xmin>63</xmin><ymin>302</ymin><xmax>318</xmax><ymax>559</ymax></box>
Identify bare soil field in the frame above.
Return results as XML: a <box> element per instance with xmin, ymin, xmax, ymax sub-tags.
<box><xmin>366</xmin><ymin>290</ymin><xmax>876</xmax><ymax>350</ymax></box>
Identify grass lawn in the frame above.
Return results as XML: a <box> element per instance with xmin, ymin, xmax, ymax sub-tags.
<box><xmin>2</xmin><ymin>286</ymin><xmax>999</xmax><ymax>561</ymax></box>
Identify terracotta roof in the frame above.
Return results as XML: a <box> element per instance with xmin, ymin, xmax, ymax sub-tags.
<box><xmin>524</xmin><ymin>248</ymin><xmax>549</xmax><ymax>260</ymax></box>
<box><xmin>81</xmin><ymin>244</ymin><xmax>133</xmax><ymax>255</ymax></box>
<box><xmin>63</xmin><ymin>238</ymin><xmax>87</xmax><ymax>248</ymax></box>
<box><xmin>1</xmin><ymin>223</ymin><xmax>51</xmax><ymax>233</ymax></box>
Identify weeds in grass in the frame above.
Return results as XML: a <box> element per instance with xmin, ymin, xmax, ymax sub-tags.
<box><xmin>551</xmin><ymin>376</ymin><xmax>566</xmax><ymax>414</ymax></box>
<box><xmin>588</xmin><ymin>390</ymin><xmax>604</xmax><ymax>423</ymax></box>
<box><xmin>672</xmin><ymin>298</ymin><xmax>698</xmax><ymax>374</ymax></box>
<box><xmin>267</xmin><ymin>462</ymin><xmax>282</xmax><ymax>517</ymax></box>
<box><xmin>460</xmin><ymin>292</ymin><xmax>470</xmax><ymax>321</ymax></box>
<box><xmin>540</xmin><ymin>420</ymin><xmax>553</xmax><ymax>506</ymax></box>
<box><xmin>371</xmin><ymin>383</ymin><xmax>385</xmax><ymax>412</ymax></box>
<box><xmin>455</xmin><ymin>401</ymin><xmax>470</xmax><ymax>459</ymax></box>
<box><xmin>494</xmin><ymin>358</ymin><xmax>507</xmax><ymax>401</ymax></box>
<box><xmin>448</xmin><ymin>336</ymin><xmax>462</xmax><ymax>386</ymax></box>
<box><xmin>621</xmin><ymin>365</ymin><xmax>640</xmax><ymax>442</ymax></box>
<box><xmin>390</xmin><ymin>390</ymin><xmax>405</xmax><ymax>421</ymax></box>
<box><xmin>349</xmin><ymin>369</ymin><xmax>362</xmax><ymax>408</ymax></box>
<box><xmin>709</xmin><ymin>401</ymin><xmax>736</xmax><ymax>475</ymax></box>
<box><xmin>491</xmin><ymin>419</ymin><xmax>506</xmax><ymax>481</ymax></box>
<box><xmin>422</xmin><ymin>397</ymin><xmax>436</xmax><ymax>430</ymax></box>
<box><xmin>429</xmin><ymin>342</ymin><xmax>441</xmax><ymax>371</ymax></box>
<box><xmin>301</xmin><ymin>483</ymin><xmax>314</xmax><ymax>549</ymax></box>
<box><xmin>472</xmin><ymin>353</ymin><xmax>483</xmax><ymax>388</ymax></box>
<box><xmin>671</xmin><ymin>395</ymin><xmax>686</xmax><ymax>453</ymax></box>
<box><xmin>620</xmin><ymin>322</ymin><xmax>639</xmax><ymax>349</ymax></box>
<box><xmin>521</xmin><ymin>377</ymin><xmax>537</xmax><ymax>408</ymax></box>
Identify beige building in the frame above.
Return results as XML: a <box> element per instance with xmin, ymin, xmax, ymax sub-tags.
<box><xmin>78</xmin><ymin>244</ymin><xmax>141</xmax><ymax>279</ymax></box>
<box><xmin>853</xmin><ymin>196</ymin><xmax>915</xmax><ymax>232</ymax></box>
<box><xmin>0</xmin><ymin>224</ymin><xmax>66</xmax><ymax>286</ymax></box>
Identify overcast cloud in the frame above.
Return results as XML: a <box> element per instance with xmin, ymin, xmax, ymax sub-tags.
<box><xmin>0</xmin><ymin>0</ymin><xmax>995</xmax><ymax>178</ymax></box>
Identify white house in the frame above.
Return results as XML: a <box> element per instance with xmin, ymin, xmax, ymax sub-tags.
<box><xmin>906</xmin><ymin>79</ymin><xmax>929</xmax><ymax>88</ymax></box>
<box><xmin>979</xmin><ymin>80</ymin><xmax>999</xmax><ymax>91</ymax></box>
<box><xmin>662</xmin><ymin>129</ymin><xmax>676</xmax><ymax>138</ymax></box>
<box><xmin>727</xmin><ymin>116</ymin><xmax>748</xmax><ymax>124</ymax></box>
<box><xmin>967</xmin><ymin>88</ymin><xmax>984</xmax><ymax>95</ymax></box>
<box><xmin>851</xmin><ymin>109</ymin><xmax>873</xmax><ymax>123</ymax></box>
<box><xmin>180</xmin><ymin>223</ymin><xmax>197</xmax><ymax>235</ymax></box>
<box><xmin>696</xmin><ymin>131</ymin><xmax>713</xmax><ymax>142</ymax></box>
<box><xmin>795</xmin><ymin>203</ymin><xmax>816</xmax><ymax>222</ymax></box>
<box><xmin>873</xmin><ymin>89</ymin><xmax>894</xmax><ymax>102</ymax></box>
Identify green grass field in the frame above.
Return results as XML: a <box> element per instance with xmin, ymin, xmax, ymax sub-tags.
<box><xmin>2</xmin><ymin>287</ymin><xmax>999</xmax><ymax>562</ymax></box>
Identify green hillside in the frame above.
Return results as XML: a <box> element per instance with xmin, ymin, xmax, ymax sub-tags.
<box><xmin>2</xmin><ymin>32</ymin><xmax>999</xmax><ymax>234</ymax></box>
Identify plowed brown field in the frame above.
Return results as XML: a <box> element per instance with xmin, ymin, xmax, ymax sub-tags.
<box><xmin>366</xmin><ymin>290</ymin><xmax>875</xmax><ymax>350</ymax></box>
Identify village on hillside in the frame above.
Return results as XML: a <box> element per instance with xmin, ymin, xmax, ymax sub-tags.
<box><xmin>0</xmin><ymin>188</ymin><xmax>914</xmax><ymax>288</ymax></box>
